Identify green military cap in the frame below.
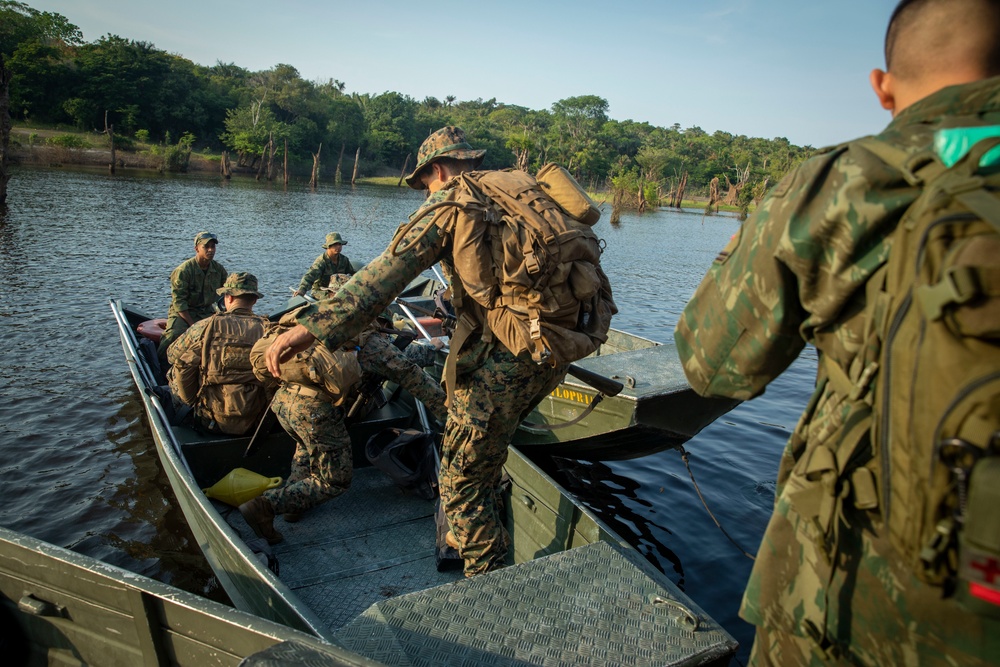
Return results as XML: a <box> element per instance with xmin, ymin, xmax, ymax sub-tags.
<box><xmin>194</xmin><ymin>231</ymin><xmax>218</xmax><ymax>247</ymax></box>
<box><xmin>217</xmin><ymin>271</ymin><xmax>263</xmax><ymax>298</ymax></box>
<box><xmin>404</xmin><ymin>126</ymin><xmax>486</xmax><ymax>190</ymax></box>
<box><xmin>323</xmin><ymin>232</ymin><xmax>348</xmax><ymax>248</ymax></box>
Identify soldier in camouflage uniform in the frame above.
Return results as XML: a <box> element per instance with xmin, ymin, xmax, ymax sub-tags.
<box><xmin>167</xmin><ymin>272</ymin><xmax>268</xmax><ymax>436</ymax></box>
<box><xmin>263</xmin><ymin>127</ymin><xmax>567</xmax><ymax>575</ymax></box>
<box><xmin>293</xmin><ymin>232</ymin><xmax>356</xmax><ymax>300</ymax></box>
<box><xmin>241</xmin><ymin>278</ymin><xmax>448</xmax><ymax>544</ymax></box>
<box><xmin>158</xmin><ymin>231</ymin><xmax>228</xmax><ymax>364</ymax></box>
<box><xmin>674</xmin><ymin>1</ymin><xmax>1000</xmax><ymax>664</ymax></box>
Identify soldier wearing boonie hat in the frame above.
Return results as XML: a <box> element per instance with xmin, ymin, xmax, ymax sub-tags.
<box><xmin>265</xmin><ymin>126</ymin><xmax>567</xmax><ymax>578</ymax></box>
<box><xmin>167</xmin><ymin>269</ymin><xmax>268</xmax><ymax>437</ymax></box>
<box><xmin>158</xmin><ymin>231</ymin><xmax>227</xmax><ymax>365</ymax></box>
<box><xmin>404</xmin><ymin>126</ymin><xmax>486</xmax><ymax>189</ymax></box>
<box><xmin>294</xmin><ymin>232</ymin><xmax>356</xmax><ymax>300</ymax></box>
<box><xmin>217</xmin><ymin>271</ymin><xmax>264</xmax><ymax>298</ymax></box>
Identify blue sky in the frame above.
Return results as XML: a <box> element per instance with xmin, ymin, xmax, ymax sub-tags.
<box><xmin>23</xmin><ymin>0</ymin><xmax>899</xmax><ymax>148</ymax></box>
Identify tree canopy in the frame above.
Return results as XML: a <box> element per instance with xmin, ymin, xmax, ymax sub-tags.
<box><xmin>1</xmin><ymin>2</ymin><xmax>814</xmax><ymax>200</ymax></box>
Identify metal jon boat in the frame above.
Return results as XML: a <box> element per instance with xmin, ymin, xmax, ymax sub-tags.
<box><xmin>0</xmin><ymin>526</ymin><xmax>374</xmax><ymax>666</ymax></box>
<box><xmin>393</xmin><ymin>278</ymin><xmax>740</xmax><ymax>461</ymax></box>
<box><xmin>112</xmin><ymin>298</ymin><xmax>738</xmax><ymax>666</ymax></box>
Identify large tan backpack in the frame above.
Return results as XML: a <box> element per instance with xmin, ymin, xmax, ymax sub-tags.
<box><xmin>402</xmin><ymin>164</ymin><xmax>616</xmax><ymax>367</ymax></box>
<box><xmin>250</xmin><ymin>310</ymin><xmax>363</xmax><ymax>406</ymax></box>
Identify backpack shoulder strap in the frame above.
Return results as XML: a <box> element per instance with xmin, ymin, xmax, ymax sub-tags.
<box><xmin>854</xmin><ymin>136</ymin><xmax>945</xmax><ymax>186</ymax></box>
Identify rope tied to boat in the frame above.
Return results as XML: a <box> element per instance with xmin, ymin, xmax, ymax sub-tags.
<box><xmin>679</xmin><ymin>446</ymin><xmax>756</xmax><ymax>562</ymax></box>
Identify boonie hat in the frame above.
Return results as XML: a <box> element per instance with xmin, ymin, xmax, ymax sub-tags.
<box><xmin>404</xmin><ymin>126</ymin><xmax>486</xmax><ymax>190</ymax></box>
<box><xmin>323</xmin><ymin>232</ymin><xmax>348</xmax><ymax>248</ymax></box>
<box><xmin>195</xmin><ymin>231</ymin><xmax>218</xmax><ymax>247</ymax></box>
<box><xmin>217</xmin><ymin>271</ymin><xmax>264</xmax><ymax>298</ymax></box>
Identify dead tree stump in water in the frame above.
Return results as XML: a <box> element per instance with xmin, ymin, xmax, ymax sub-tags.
<box><xmin>351</xmin><ymin>147</ymin><xmax>360</xmax><ymax>186</ymax></box>
<box><xmin>397</xmin><ymin>153</ymin><xmax>411</xmax><ymax>187</ymax></box>
<box><xmin>283</xmin><ymin>139</ymin><xmax>288</xmax><ymax>186</ymax></box>
<box><xmin>671</xmin><ymin>171</ymin><xmax>688</xmax><ymax>208</ymax></box>
<box><xmin>335</xmin><ymin>143</ymin><xmax>345</xmax><ymax>185</ymax></box>
<box><xmin>104</xmin><ymin>111</ymin><xmax>115</xmax><ymax>175</ymax></box>
<box><xmin>310</xmin><ymin>143</ymin><xmax>323</xmax><ymax>189</ymax></box>
<box><xmin>221</xmin><ymin>151</ymin><xmax>232</xmax><ymax>179</ymax></box>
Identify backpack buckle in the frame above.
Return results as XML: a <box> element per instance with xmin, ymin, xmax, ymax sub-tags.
<box><xmin>916</xmin><ymin>265</ymin><xmax>979</xmax><ymax>320</ymax></box>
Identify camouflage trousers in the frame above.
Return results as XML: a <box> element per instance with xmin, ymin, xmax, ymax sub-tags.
<box><xmin>439</xmin><ymin>345</ymin><xmax>566</xmax><ymax>577</ymax></box>
<box><xmin>358</xmin><ymin>332</ymin><xmax>448</xmax><ymax>423</ymax></box>
<box><xmin>262</xmin><ymin>384</ymin><xmax>352</xmax><ymax>515</ymax></box>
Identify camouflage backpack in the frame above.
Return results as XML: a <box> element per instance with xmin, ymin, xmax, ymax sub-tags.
<box><xmin>859</xmin><ymin>131</ymin><xmax>1000</xmax><ymax>610</ymax></box>
<box><xmin>400</xmin><ymin>164</ymin><xmax>617</xmax><ymax>370</ymax></box>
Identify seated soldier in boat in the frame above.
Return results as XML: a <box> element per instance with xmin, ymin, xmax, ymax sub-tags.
<box><xmin>293</xmin><ymin>232</ymin><xmax>356</xmax><ymax>300</ymax></box>
<box><xmin>158</xmin><ymin>231</ymin><xmax>227</xmax><ymax>365</ymax></box>
<box><xmin>167</xmin><ymin>272</ymin><xmax>270</xmax><ymax>436</ymax></box>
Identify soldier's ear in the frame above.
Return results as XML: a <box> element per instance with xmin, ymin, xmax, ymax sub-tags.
<box><xmin>870</xmin><ymin>68</ymin><xmax>897</xmax><ymax>114</ymax></box>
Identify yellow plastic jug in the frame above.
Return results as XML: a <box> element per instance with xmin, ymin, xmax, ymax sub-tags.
<box><xmin>202</xmin><ymin>468</ymin><xmax>282</xmax><ymax>507</ymax></box>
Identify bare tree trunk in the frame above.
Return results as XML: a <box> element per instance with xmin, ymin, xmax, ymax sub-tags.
<box><xmin>397</xmin><ymin>153</ymin><xmax>411</xmax><ymax>187</ymax></box>
<box><xmin>104</xmin><ymin>111</ymin><xmax>116</xmax><ymax>175</ymax></box>
<box><xmin>351</xmin><ymin>146</ymin><xmax>360</xmax><ymax>186</ymax></box>
<box><xmin>610</xmin><ymin>187</ymin><xmax>624</xmax><ymax>225</ymax></box>
<box><xmin>255</xmin><ymin>142</ymin><xmax>268</xmax><ymax>181</ymax></box>
<box><xmin>335</xmin><ymin>142</ymin><xmax>345</xmax><ymax>185</ymax></box>
<box><xmin>221</xmin><ymin>151</ymin><xmax>232</xmax><ymax>179</ymax></box>
<box><xmin>707</xmin><ymin>176</ymin><xmax>720</xmax><ymax>214</ymax></box>
<box><xmin>266</xmin><ymin>132</ymin><xmax>275</xmax><ymax>181</ymax></box>
<box><xmin>515</xmin><ymin>146</ymin><xmax>529</xmax><ymax>172</ymax></box>
<box><xmin>637</xmin><ymin>180</ymin><xmax>646</xmax><ymax>214</ymax></box>
<box><xmin>0</xmin><ymin>56</ymin><xmax>10</xmax><ymax>207</ymax></box>
<box><xmin>310</xmin><ymin>143</ymin><xmax>322</xmax><ymax>189</ymax></box>
<box><xmin>673</xmin><ymin>171</ymin><xmax>688</xmax><ymax>209</ymax></box>
<box><xmin>283</xmin><ymin>138</ymin><xmax>288</xmax><ymax>186</ymax></box>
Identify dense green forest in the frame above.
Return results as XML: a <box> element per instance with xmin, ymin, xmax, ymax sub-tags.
<box><xmin>0</xmin><ymin>1</ymin><xmax>814</xmax><ymax>211</ymax></box>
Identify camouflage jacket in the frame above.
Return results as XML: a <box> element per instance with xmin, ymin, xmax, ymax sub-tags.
<box><xmin>675</xmin><ymin>76</ymin><xmax>1000</xmax><ymax>664</ymax></box>
<box><xmin>296</xmin><ymin>186</ymin><xmax>494</xmax><ymax>369</ymax></box>
<box><xmin>296</xmin><ymin>252</ymin><xmax>356</xmax><ymax>296</ymax></box>
<box><xmin>167</xmin><ymin>257</ymin><xmax>227</xmax><ymax>321</ymax></box>
<box><xmin>167</xmin><ymin>307</ymin><xmax>269</xmax><ymax>435</ymax></box>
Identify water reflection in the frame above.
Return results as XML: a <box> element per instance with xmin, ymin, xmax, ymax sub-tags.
<box><xmin>544</xmin><ymin>455</ymin><xmax>688</xmax><ymax>587</ymax></box>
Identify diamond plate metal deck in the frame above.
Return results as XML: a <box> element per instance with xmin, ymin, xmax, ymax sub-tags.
<box><xmin>227</xmin><ymin>466</ymin><xmax>464</xmax><ymax>632</ymax></box>
<box><xmin>335</xmin><ymin>541</ymin><xmax>737</xmax><ymax>667</ymax></box>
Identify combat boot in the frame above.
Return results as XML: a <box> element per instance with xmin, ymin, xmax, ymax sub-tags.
<box><xmin>445</xmin><ymin>530</ymin><xmax>460</xmax><ymax>551</ymax></box>
<box><xmin>239</xmin><ymin>496</ymin><xmax>283</xmax><ymax>545</ymax></box>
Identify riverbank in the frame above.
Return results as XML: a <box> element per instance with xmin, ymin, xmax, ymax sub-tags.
<box><xmin>7</xmin><ymin>125</ymin><xmax>745</xmax><ymax>213</ymax></box>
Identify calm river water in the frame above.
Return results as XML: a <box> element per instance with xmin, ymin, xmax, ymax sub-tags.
<box><xmin>0</xmin><ymin>167</ymin><xmax>814</xmax><ymax>665</ymax></box>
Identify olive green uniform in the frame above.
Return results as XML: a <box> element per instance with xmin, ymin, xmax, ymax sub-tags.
<box><xmin>295</xmin><ymin>187</ymin><xmax>566</xmax><ymax>576</ymax></box>
<box><xmin>296</xmin><ymin>253</ymin><xmax>356</xmax><ymax>300</ymax></box>
<box><xmin>159</xmin><ymin>256</ymin><xmax>227</xmax><ymax>358</ymax></box>
<box><xmin>675</xmin><ymin>77</ymin><xmax>1000</xmax><ymax>666</ymax></box>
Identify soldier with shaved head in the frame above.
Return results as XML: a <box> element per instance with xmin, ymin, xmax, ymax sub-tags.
<box><xmin>676</xmin><ymin>0</ymin><xmax>1000</xmax><ymax>664</ymax></box>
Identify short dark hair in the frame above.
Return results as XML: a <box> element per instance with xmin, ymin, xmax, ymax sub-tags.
<box><xmin>885</xmin><ymin>0</ymin><xmax>1000</xmax><ymax>76</ymax></box>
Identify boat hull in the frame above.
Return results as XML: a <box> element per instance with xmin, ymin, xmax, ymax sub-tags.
<box><xmin>112</xmin><ymin>298</ymin><xmax>739</xmax><ymax>666</ymax></box>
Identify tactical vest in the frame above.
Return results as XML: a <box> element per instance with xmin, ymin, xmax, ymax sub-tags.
<box><xmin>197</xmin><ymin>311</ymin><xmax>268</xmax><ymax>435</ymax></box>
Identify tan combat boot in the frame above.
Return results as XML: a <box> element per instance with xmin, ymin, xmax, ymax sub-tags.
<box><xmin>239</xmin><ymin>496</ymin><xmax>283</xmax><ymax>545</ymax></box>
